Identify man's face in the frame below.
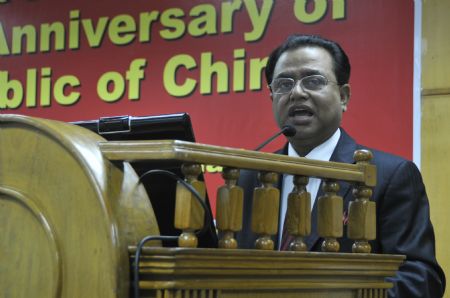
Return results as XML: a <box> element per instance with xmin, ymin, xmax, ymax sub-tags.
<box><xmin>271</xmin><ymin>46</ymin><xmax>350</xmax><ymax>152</ymax></box>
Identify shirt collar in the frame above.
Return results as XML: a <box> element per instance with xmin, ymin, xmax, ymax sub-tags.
<box><xmin>287</xmin><ymin>128</ymin><xmax>341</xmax><ymax>161</ymax></box>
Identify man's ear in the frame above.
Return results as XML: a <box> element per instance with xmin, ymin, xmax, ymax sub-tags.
<box><xmin>339</xmin><ymin>84</ymin><xmax>351</xmax><ymax>112</ymax></box>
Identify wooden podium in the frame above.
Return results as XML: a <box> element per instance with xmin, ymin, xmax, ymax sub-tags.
<box><xmin>0</xmin><ymin>115</ymin><xmax>404</xmax><ymax>298</ymax></box>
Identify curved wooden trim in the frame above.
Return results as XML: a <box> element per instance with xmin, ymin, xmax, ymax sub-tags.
<box><xmin>0</xmin><ymin>186</ymin><xmax>62</xmax><ymax>298</ymax></box>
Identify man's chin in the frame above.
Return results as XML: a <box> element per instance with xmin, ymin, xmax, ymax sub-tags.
<box><xmin>288</xmin><ymin>127</ymin><xmax>327</xmax><ymax>145</ymax></box>
<box><xmin>289</xmin><ymin>125</ymin><xmax>316</xmax><ymax>139</ymax></box>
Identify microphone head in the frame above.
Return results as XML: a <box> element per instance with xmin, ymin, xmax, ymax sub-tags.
<box><xmin>282</xmin><ymin>125</ymin><xmax>297</xmax><ymax>137</ymax></box>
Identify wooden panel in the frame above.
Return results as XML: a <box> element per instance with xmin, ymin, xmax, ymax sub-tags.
<box><xmin>421</xmin><ymin>94</ymin><xmax>450</xmax><ymax>295</ymax></box>
<box><xmin>220</xmin><ymin>289</ymin><xmax>350</xmax><ymax>298</ymax></box>
<box><xmin>422</xmin><ymin>2</ymin><xmax>450</xmax><ymax>297</ymax></box>
<box><xmin>150</xmin><ymin>289</ymin><xmax>219</xmax><ymax>298</ymax></box>
<box><xmin>149</xmin><ymin>289</ymin><xmax>357</xmax><ymax>298</ymax></box>
<box><xmin>422</xmin><ymin>0</ymin><xmax>450</xmax><ymax>91</ymax></box>
<box><xmin>133</xmin><ymin>247</ymin><xmax>403</xmax><ymax>298</ymax></box>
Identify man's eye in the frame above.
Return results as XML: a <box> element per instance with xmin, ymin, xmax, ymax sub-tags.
<box><xmin>278</xmin><ymin>80</ymin><xmax>293</xmax><ymax>89</ymax></box>
<box><xmin>304</xmin><ymin>77</ymin><xmax>325</xmax><ymax>88</ymax></box>
<box><xmin>307</xmin><ymin>78</ymin><xmax>321</xmax><ymax>85</ymax></box>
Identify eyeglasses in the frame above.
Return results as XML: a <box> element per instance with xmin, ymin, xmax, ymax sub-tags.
<box><xmin>269</xmin><ymin>75</ymin><xmax>338</xmax><ymax>94</ymax></box>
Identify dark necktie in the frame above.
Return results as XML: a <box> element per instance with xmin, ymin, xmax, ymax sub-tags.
<box><xmin>279</xmin><ymin>215</ymin><xmax>293</xmax><ymax>251</ymax></box>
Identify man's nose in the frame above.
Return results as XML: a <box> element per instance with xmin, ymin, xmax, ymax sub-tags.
<box><xmin>289</xmin><ymin>81</ymin><xmax>309</xmax><ymax>100</ymax></box>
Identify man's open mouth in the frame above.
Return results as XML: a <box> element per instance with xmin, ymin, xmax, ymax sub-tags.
<box><xmin>288</xmin><ymin>106</ymin><xmax>314</xmax><ymax>117</ymax></box>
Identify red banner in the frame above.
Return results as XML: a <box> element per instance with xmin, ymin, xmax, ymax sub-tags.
<box><xmin>0</xmin><ymin>0</ymin><xmax>414</xmax><ymax>212</ymax></box>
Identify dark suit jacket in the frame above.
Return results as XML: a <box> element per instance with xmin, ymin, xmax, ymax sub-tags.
<box><xmin>236</xmin><ymin>129</ymin><xmax>446</xmax><ymax>298</ymax></box>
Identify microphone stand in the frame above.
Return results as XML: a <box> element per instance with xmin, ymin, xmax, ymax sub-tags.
<box><xmin>254</xmin><ymin>125</ymin><xmax>296</xmax><ymax>151</ymax></box>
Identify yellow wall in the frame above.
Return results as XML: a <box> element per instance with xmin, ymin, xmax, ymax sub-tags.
<box><xmin>422</xmin><ymin>1</ymin><xmax>450</xmax><ymax>296</ymax></box>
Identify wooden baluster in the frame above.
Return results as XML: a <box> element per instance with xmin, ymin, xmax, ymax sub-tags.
<box><xmin>174</xmin><ymin>163</ymin><xmax>205</xmax><ymax>248</ymax></box>
<box><xmin>251</xmin><ymin>171</ymin><xmax>279</xmax><ymax>250</ymax></box>
<box><xmin>318</xmin><ymin>180</ymin><xmax>343</xmax><ymax>252</ymax></box>
<box><xmin>285</xmin><ymin>175</ymin><xmax>311</xmax><ymax>251</ymax></box>
<box><xmin>348</xmin><ymin>150</ymin><xmax>376</xmax><ymax>253</ymax></box>
<box><xmin>216</xmin><ymin>168</ymin><xmax>243</xmax><ymax>249</ymax></box>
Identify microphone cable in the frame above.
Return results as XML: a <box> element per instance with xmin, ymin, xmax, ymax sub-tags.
<box><xmin>132</xmin><ymin>169</ymin><xmax>212</xmax><ymax>298</ymax></box>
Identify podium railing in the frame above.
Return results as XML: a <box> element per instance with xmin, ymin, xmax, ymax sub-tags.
<box><xmin>100</xmin><ymin>139</ymin><xmax>376</xmax><ymax>253</ymax></box>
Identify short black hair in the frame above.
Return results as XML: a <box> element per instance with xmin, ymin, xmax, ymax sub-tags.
<box><xmin>265</xmin><ymin>34</ymin><xmax>351</xmax><ymax>85</ymax></box>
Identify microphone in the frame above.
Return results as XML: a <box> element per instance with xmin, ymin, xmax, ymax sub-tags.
<box><xmin>254</xmin><ymin>125</ymin><xmax>296</xmax><ymax>151</ymax></box>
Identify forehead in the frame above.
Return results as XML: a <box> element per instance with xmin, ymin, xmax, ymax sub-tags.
<box><xmin>273</xmin><ymin>46</ymin><xmax>335</xmax><ymax>79</ymax></box>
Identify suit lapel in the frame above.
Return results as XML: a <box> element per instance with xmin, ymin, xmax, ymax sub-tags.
<box><xmin>304</xmin><ymin>129</ymin><xmax>358</xmax><ymax>250</ymax></box>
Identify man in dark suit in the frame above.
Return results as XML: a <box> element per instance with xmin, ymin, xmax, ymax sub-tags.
<box><xmin>236</xmin><ymin>34</ymin><xmax>446</xmax><ymax>297</ymax></box>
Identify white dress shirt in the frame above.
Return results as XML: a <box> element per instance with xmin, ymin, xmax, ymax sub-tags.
<box><xmin>277</xmin><ymin>128</ymin><xmax>341</xmax><ymax>248</ymax></box>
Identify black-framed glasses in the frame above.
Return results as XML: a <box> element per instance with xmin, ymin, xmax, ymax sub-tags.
<box><xmin>269</xmin><ymin>75</ymin><xmax>338</xmax><ymax>94</ymax></box>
